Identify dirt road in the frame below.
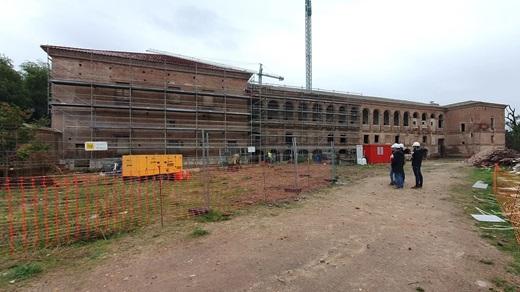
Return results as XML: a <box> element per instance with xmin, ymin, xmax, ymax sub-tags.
<box><xmin>26</xmin><ymin>161</ymin><xmax>520</xmax><ymax>291</ymax></box>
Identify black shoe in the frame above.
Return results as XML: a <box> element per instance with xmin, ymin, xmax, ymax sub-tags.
<box><xmin>389</xmin><ymin>182</ymin><xmax>395</xmax><ymax>185</ymax></box>
<box><xmin>411</xmin><ymin>186</ymin><xmax>419</xmax><ymax>189</ymax></box>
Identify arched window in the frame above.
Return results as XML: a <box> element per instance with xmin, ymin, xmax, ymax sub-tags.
<box><xmin>421</xmin><ymin>113</ymin><xmax>427</xmax><ymax>126</ymax></box>
<box><xmin>412</xmin><ymin>112</ymin><xmax>419</xmax><ymax>127</ymax></box>
<box><xmin>312</xmin><ymin>104</ymin><xmax>322</xmax><ymax>122</ymax></box>
<box><xmin>362</xmin><ymin>108</ymin><xmax>369</xmax><ymax>125</ymax></box>
<box><xmin>430</xmin><ymin>113</ymin><xmax>436</xmax><ymax>128</ymax></box>
<box><xmin>267</xmin><ymin>101</ymin><xmax>279</xmax><ymax>120</ymax></box>
<box><xmin>383</xmin><ymin>110</ymin><xmax>390</xmax><ymax>125</ymax></box>
<box><xmin>284</xmin><ymin>102</ymin><xmax>294</xmax><ymax>120</ymax></box>
<box><xmin>394</xmin><ymin>111</ymin><xmax>400</xmax><ymax>126</ymax></box>
<box><xmin>339</xmin><ymin>106</ymin><xmax>347</xmax><ymax>124</ymax></box>
<box><xmin>326</xmin><ymin>105</ymin><xmax>334</xmax><ymax>124</ymax></box>
<box><xmin>298</xmin><ymin>103</ymin><xmax>308</xmax><ymax>121</ymax></box>
<box><xmin>438</xmin><ymin>114</ymin><xmax>444</xmax><ymax>128</ymax></box>
<box><xmin>373</xmin><ymin>109</ymin><xmax>380</xmax><ymax>125</ymax></box>
<box><xmin>403</xmin><ymin>112</ymin><xmax>410</xmax><ymax>126</ymax></box>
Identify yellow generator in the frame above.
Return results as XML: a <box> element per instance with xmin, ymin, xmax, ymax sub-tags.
<box><xmin>122</xmin><ymin>154</ymin><xmax>183</xmax><ymax>178</ymax></box>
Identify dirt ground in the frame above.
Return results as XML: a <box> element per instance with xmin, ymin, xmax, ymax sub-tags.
<box><xmin>23</xmin><ymin>160</ymin><xmax>520</xmax><ymax>291</ymax></box>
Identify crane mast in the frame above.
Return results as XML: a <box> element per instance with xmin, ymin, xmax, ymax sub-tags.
<box><xmin>305</xmin><ymin>0</ymin><xmax>312</xmax><ymax>90</ymax></box>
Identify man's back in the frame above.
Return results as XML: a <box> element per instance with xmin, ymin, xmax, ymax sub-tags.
<box><xmin>412</xmin><ymin>149</ymin><xmax>423</xmax><ymax>166</ymax></box>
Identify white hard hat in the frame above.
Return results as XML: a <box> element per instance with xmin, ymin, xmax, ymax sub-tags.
<box><xmin>412</xmin><ymin>142</ymin><xmax>420</xmax><ymax>147</ymax></box>
<box><xmin>391</xmin><ymin>143</ymin><xmax>399</xmax><ymax>149</ymax></box>
<box><xmin>398</xmin><ymin>143</ymin><xmax>404</xmax><ymax>149</ymax></box>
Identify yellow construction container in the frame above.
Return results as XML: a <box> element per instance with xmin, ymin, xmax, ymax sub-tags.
<box><xmin>121</xmin><ymin>154</ymin><xmax>182</xmax><ymax>177</ymax></box>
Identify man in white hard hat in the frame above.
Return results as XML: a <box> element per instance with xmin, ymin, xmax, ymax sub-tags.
<box><xmin>411</xmin><ymin>142</ymin><xmax>424</xmax><ymax>189</ymax></box>
<box><xmin>389</xmin><ymin>143</ymin><xmax>399</xmax><ymax>185</ymax></box>
<box><xmin>398</xmin><ymin>143</ymin><xmax>406</xmax><ymax>184</ymax></box>
<box><xmin>391</xmin><ymin>143</ymin><xmax>405</xmax><ymax>189</ymax></box>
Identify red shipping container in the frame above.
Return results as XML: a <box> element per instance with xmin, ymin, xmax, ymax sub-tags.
<box><xmin>362</xmin><ymin>144</ymin><xmax>392</xmax><ymax>164</ymax></box>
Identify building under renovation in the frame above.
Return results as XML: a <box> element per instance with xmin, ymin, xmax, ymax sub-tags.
<box><xmin>42</xmin><ymin>45</ymin><xmax>507</xmax><ymax>166</ymax></box>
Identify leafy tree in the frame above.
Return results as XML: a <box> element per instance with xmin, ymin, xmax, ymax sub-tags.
<box><xmin>0</xmin><ymin>55</ymin><xmax>31</xmax><ymax>109</ymax></box>
<box><xmin>505</xmin><ymin>105</ymin><xmax>520</xmax><ymax>152</ymax></box>
<box><xmin>0</xmin><ymin>102</ymin><xmax>49</xmax><ymax>177</ymax></box>
<box><xmin>20</xmin><ymin>61</ymin><xmax>49</xmax><ymax>122</ymax></box>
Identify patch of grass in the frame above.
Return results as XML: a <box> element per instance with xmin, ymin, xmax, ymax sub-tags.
<box><xmin>195</xmin><ymin>211</ymin><xmax>231</xmax><ymax>222</ymax></box>
<box><xmin>480</xmin><ymin>259</ymin><xmax>494</xmax><ymax>265</ymax></box>
<box><xmin>0</xmin><ymin>227</ymin><xmax>138</xmax><ymax>288</ymax></box>
<box><xmin>481</xmin><ymin>234</ymin><xmax>495</xmax><ymax>239</ymax></box>
<box><xmin>453</xmin><ymin>165</ymin><xmax>520</xmax><ymax>284</ymax></box>
<box><xmin>492</xmin><ymin>277</ymin><xmax>517</xmax><ymax>292</ymax></box>
<box><xmin>468</xmin><ymin>166</ymin><xmax>495</xmax><ymax>185</ymax></box>
<box><xmin>492</xmin><ymin>277</ymin><xmax>506</xmax><ymax>286</ymax></box>
<box><xmin>0</xmin><ymin>263</ymin><xmax>43</xmax><ymax>283</ymax></box>
<box><xmin>190</xmin><ymin>228</ymin><xmax>209</xmax><ymax>237</ymax></box>
<box><xmin>89</xmin><ymin>250</ymin><xmax>103</xmax><ymax>260</ymax></box>
<box><xmin>416</xmin><ymin>286</ymin><xmax>425</xmax><ymax>292</ymax></box>
<box><xmin>507</xmin><ymin>259</ymin><xmax>520</xmax><ymax>276</ymax></box>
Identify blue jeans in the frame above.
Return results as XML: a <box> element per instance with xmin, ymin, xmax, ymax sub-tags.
<box><xmin>390</xmin><ymin>168</ymin><xmax>395</xmax><ymax>184</ymax></box>
<box><xmin>413</xmin><ymin>165</ymin><xmax>423</xmax><ymax>187</ymax></box>
<box><xmin>395</xmin><ymin>172</ymin><xmax>403</xmax><ymax>188</ymax></box>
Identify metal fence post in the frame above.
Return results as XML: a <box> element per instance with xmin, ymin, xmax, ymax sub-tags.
<box><xmin>201</xmin><ymin>130</ymin><xmax>210</xmax><ymax>210</ymax></box>
<box><xmin>292</xmin><ymin>137</ymin><xmax>299</xmax><ymax>191</ymax></box>
<box><xmin>331</xmin><ymin>141</ymin><xmax>336</xmax><ymax>183</ymax></box>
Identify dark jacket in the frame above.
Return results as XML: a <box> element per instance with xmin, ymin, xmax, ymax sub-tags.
<box><xmin>411</xmin><ymin>148</ymin><xmax>423</xmax><ymax>167</ymax></box>
<box><xmin>391</xmin><ymin>150</ymin><xmax>404</xmax><ymax>173</ymax></box>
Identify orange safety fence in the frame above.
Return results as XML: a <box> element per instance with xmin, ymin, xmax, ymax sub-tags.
<box><xmin>493</xmin><ymin>163</ymin><xmax>520</xmax><ymax>244</ymax></box>
<box><xmin>1</xmin><ymin>162</ymin><xmax>332</xmax><ymax>254</ymax></box>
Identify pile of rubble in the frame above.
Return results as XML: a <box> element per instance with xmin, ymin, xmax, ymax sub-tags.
<box><xmin>467</xmin><ymin>148</ymin><xmax>520</xmax><ymax>167</ymax></box>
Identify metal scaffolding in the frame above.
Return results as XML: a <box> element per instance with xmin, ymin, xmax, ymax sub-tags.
<box><xmin>45</xmin><ymin>46</ymin><xmax>363</xmax><ymax>167</ymax></box>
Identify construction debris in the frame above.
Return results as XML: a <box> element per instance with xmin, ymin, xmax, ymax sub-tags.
<box><xmin>467</xmin><ymin>148</ymin><xmax>520</xmax><ymax>167</ymax></box>
<box><xmin>471</xmin><ymin>214</ymin><xmax>506</xmax><ymax>223</ymax></box>
<box><xmin>471</xmin><ymin>207</ymin><xmax>506</xmax><ymax>223</ymax></box>
<box><xmin>472</xmin><ymin>181</ymin><xmax>489</xmax><ymax>189</ymax></box>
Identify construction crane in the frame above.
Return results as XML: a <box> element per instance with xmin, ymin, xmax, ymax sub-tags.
<box><xmin>305</xmin><ymin>0</ymin><xmax>312</xmax><ymax>90</ymax></box>
<box><xmin>258</xmin><ymin>63</ymin><xmax>284</xmax><ymax>84</ymax></box>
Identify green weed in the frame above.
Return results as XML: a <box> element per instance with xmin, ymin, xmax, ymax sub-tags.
<box><xmin>195</xmin><ymin>211</ymin><xmax>231</xmax><ymax>222</ymax></box>
<box><xmin>492</xmin><ymin>277</ymin><xmax>517</xmax><ymax>292</ymax></box>
<box><xmin>190</xmin><ymin>228</ymin><xmax>209</xmax><ymax>237</ymax></box>
<box><xmin>1</xmin><ymin>263</ymin><xmax>43</xmax><ymax>282</ymax></box>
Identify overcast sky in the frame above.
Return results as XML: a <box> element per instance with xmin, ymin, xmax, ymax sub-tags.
<box><xmin>1</xmin><ymin>0</ymin><xmax>519</xmax><ymax>114</ymax></box>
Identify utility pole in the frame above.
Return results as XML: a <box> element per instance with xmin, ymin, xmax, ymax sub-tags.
<box><xmin>305</xmin><ymin>0</ymin><xmax>312</xmax><ymax>90</ymax></box>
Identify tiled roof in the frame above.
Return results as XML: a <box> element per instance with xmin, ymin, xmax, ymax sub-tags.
<box><xmin>40</xmin><ymin>45</ymin><xmax>253</xmax><ymax>74</ymax></box>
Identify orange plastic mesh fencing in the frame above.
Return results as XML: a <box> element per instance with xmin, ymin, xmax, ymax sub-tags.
<box><xmin>493</xmin><ymin>164</ymin><xmax>520</xmax><ymax>244</ymax></box>
<box><xmin>0</xmin><ymin>162</ymin><xmax>332</xmax><ymax>254</ymax></box>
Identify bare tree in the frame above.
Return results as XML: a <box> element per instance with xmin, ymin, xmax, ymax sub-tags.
<box><xmin>506</xmin><ymin>105</ymin><xmax>520</xmax><ymax>151</ymax></box>
<box><xmin>506</xmin><ymin>105</ymin><xmax>518</xmax><ymax>129</ymax></box>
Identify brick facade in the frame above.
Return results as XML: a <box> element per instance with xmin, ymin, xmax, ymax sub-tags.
<box><xmin>42</xmin><ymin>45</ymin><xmax>507</xmax><ymax>164</ymax></box>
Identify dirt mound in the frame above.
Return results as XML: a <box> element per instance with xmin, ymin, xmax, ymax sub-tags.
<box><xmin>467</xmin><ymin>147</ymin><xmax>520</xmax><ymax>167</ymax></box>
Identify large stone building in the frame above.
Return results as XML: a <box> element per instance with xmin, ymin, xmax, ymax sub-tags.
<box><xmin>42</xmin><ymin>45</ymin><xmax>506</xmax><ymax>165</ymax></box>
